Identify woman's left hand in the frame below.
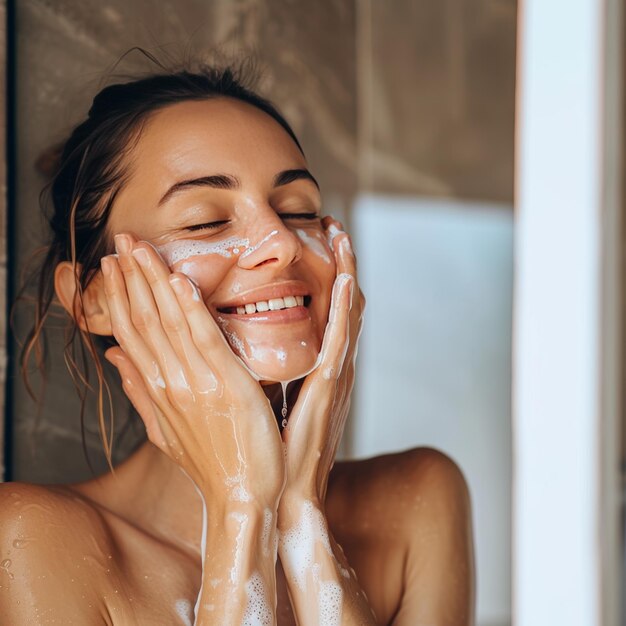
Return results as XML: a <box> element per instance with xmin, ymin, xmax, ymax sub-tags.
<box><xmin>276</xmin><ymin>218</ymin><xmax>377</xmax><ymax>626</ymax></box>
<box><xmin>280</xmin><ymin>216</ymin><xmax>365</xmax><ymax>506</ymax></box>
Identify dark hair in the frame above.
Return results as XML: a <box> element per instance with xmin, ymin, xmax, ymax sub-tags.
<box><xmin>20</xmin><ymin>55</ymin><xmax>304</xmax><ymax>471</ymax></box>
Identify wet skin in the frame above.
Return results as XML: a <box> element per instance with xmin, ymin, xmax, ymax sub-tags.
<box><xmin>0</xmin><ymin>99</ymin><xmax>475</xmax><ymax>624</ymax></box>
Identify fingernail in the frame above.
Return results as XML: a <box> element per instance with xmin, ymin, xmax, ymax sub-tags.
<box><xmin>114</xmin><ymin>234</ymin><xmax>131</xmax><ymax>255</ymax></box>
<box><xmin>132</xmin><ymin>247</ymin><xmax>150</xmax><ymax>266</ymax></box>
<box><xmin>100</xmin><ymin>257</ymin><xmax>112</xmax><ymax>276</ymax></box>
<box><xmin>326</xmin><ymin>224</ymin><xmax>343</xmax><ymax>247</ymax></box>
<box><xmin>104</xmin><ymin>351</ymin><xmax>120</xmax><ymax>365</ymax></box>
<box><xmin>169</xmin><ymin>275</ymin><xmax>186</xmax><ymax>296</ymax></box>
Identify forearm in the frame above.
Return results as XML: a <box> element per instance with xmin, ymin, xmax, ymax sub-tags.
<box><xmin>195</xmin><ymin>500</ymin><xmax>278</xmax><ymax>625</ymax></box>
<box><xmin>278</xmin><ymin>495</ymin><xmax>377</xmax><ymax>626</ymax></box>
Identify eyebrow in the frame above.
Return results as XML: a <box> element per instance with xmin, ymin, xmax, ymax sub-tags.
<box><xmin>157</xmin><ymin>168</ymin><xmax>319</xmax><ymax>206</ymax></box>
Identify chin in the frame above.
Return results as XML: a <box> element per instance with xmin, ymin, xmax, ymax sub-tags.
<box><xmin>235</xmin><ymin>340</ymin><xmax>321</xmax><ymax>383</ymax></box>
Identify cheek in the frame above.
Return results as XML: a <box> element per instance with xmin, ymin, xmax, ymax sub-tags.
<box><xmin>169</xmin><ymin>255</ymin><xmax>231</xmax><ymax>296</ymax></box>
<box><xmin>294</xmin><ymin>228</ymin><xmax>334</xmax><ymax>267</ymax></box>
<box><xmin>302</xmin><ymin>239</ymin><xmax>337</xmax><ymax>336</ymax></box>
<box><xmin>155</xmin><ymin>237</ymin><xmax>246</xmax><ymax>297</ymax></box>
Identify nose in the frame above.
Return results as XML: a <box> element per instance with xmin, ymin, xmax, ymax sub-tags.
<box><xmin>237</xmin><ymin>212</ymin><xmax>303</xmax><ymax>271</ymax></box>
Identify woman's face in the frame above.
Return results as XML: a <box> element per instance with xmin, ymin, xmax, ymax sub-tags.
<box><xmin>107</xmin><ymin>98</ymin><xmax>336</xmax><ymax>383</ymax></box>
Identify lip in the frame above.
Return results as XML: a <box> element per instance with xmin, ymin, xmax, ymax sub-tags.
<box><xmin>215</xmin><ymin>280</ymin><xmax>311</xmax><ymax>310</ymax></box>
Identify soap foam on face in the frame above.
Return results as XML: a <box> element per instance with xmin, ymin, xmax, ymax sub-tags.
<box><xmin>239</xmin><ymin>230</ymin><xmax>279</xmax><ymax>260</ymax></box>
<box><xmin>295</xmin><ymin>229</ymin><xmax>332</xmax><ymax>264</ymax></box>
<box><xmin>156</xmin><ymin>227</ymin><xmax>335</xmax><ymax>410</ymax></box>
<box><xmin>157</xmin><ymin>237</ymin><xmax>250</xmax><ymax>265</ymax></box>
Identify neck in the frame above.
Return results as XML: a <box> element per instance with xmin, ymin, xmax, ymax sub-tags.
<box><xmin>71</xmin><ymin>440</ymin><xmax>205</xmax><ymax>558</ymax></box>
<box><xmin>68</xmin><ymin>382</ymin><xmax>302</xmax><ymax>556</ymax></box>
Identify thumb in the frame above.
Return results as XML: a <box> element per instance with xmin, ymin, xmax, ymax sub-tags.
<box><xmin>104</xmin><ymin>347</ymin><xmax>168</xmax><ymax>453</ymax></box>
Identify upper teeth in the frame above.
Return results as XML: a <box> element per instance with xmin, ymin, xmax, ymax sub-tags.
<box><xmin>237</xmin><ymin>296</ymin><xmax>304</xmax><ymax>315</ymax></box>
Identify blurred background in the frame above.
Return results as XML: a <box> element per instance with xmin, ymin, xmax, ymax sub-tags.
<box><xmin>0</xmin><ymin>2</ymin><xmax>516</xmax><ymax>625</ymax></box>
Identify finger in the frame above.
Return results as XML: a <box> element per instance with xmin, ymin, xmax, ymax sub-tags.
<box><xmin>105</xmin><ymin>347</ymin><xmax>186</xmax><ymax>461</ymax></box>
<box><xmin>101</xmin><ymin>255</ymin><xmax>177</xmax><ymax>405</ymax></box>
<box><xmin>322</xmin><ymin>216</ymin><xmax>355</xmax><ymax>273</ymax></box>
<box><xmin>167</xmin><ymin>272</ymin><xmax>252</xmax><ymax>381</ymax></box>
<box><xmin>113</xmin><ymin>234</ymin><xmax>191</xmax><ymax>396</ymax></box>
<box><xmin>315</xmin><ymin>273</ymin><xmax>353</xmax><ymax>383</ymax></box>
<box><xmin>130</xmin><ymin>242</ymin><xmax>218</xmax><ymax>389</ymax></box>
<box><xmin>324</xmin><ymin>224</ymin><xmax>363</xmax><ymax>351</ymax></box>
<box><xmin>322</xmin><ymin>215</ymin><xmax>345</xmax><ymax>232</ymax></box>
<box><xmin>334</xmin><ymin>232</ymin><xmax>356</xmax><ymax>277</ymax></box>
<box><xmin>105</xmin><ymin>347</ymin><xmax>167</xmax><ymax>451</ymax></box>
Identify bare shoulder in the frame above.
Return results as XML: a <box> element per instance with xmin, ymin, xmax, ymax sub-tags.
<box><xmin>0</xmin><ymin>480</ymin><xmax>113</xmax><ymax>546</ymax></box>
<box><xmin>0</xmin><ymin>481</ymin><xmax>114</xmax><ymax>624</ymax></box>
<box><xmin>329</xmin><ymin>446</ymin><xmax>472</xmax><ymax>537</ymax></box>
<box><xmin>328</xmin><ymin>448</ymin><xmax>475</xmax><ymax>626</ymax></box>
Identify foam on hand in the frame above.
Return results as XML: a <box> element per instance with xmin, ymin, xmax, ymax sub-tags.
<box><xmin>242</xmin><ymin>572</ymin><xmax>273</xmax><ymax>626</ymax></box>
<box><xmin>279</xmin><ymin>500</ymin><xmax>344</xmax><ymax>625</ymax></box>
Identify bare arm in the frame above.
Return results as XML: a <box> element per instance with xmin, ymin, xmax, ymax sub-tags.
<box><xmin>195</xmin><ymin>500</ymin><xmax>279</xmax><ymax>625</ymax></box>
<box><xmin>278</xmin><ymin>494</ymin><xmax>377</xmax><ymax>625</ymax></box>
<box><xmin>102</xmin><ymin>235</ymin><xmax>287</xmax><ymax>625</ymax></box>
<box><xmin>277</xmin><ymin>219</ymin><xmax>377</xmax><ymax>625</ymax></box>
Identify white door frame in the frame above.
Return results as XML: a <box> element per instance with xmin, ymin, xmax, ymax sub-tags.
<box><xmin>514</xmin><ymin>0</ymin><xmax>622</xmax><ymax>624</ymax></box>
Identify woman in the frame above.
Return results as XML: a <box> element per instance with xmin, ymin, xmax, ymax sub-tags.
<box><xmin>0</xmin><ymin>63</ymin><xmax>475</xmax><ymax>625</ymax></box>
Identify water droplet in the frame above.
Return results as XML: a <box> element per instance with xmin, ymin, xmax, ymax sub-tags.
<box><xmin>12</xmin><ymin>538</ymin><xmax>32</xmax><ymax>549</ymax></box>
<box><xmin>1</xmin><ymin>560</ymin><xmax>14</xmax><ymax>580</ymax></box>
<box><xmin>280</xmin><ymin>381</ymin><xmax>288</xmax><ymax>420</ymax></box>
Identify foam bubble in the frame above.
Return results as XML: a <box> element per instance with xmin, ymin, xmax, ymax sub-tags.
<box><xmin>319</xmin><ymin>581</ymin><xmax>343</xmax><ymax>626</ymax></box>
<box><xmin>228</xmin><ymin>511</ymin><xmax>249</xmax><ymax>585</ymax></box>
<box><xmin>157</xmin><ymin>237</ymin><xmax>249</xmax><ymax>265</ymax></box>
<box><xmin>278</xmin><ymin>500</ymin><xmax>332</xmax><ymax>591</ymax></box>
<box><xmin>326</xmin><ymin>224</ymin><xmax>344</xmax><ymax>247</ymax></box>
<box><xmin>261</xmin><ymin>508</ymin><xmax>273</xmax><ymax>557</ymax></box>
<box><xmin>242</xmin><ymin>572</ymin><xmax>273</xmax><ymax>626</ymax></box>
<box><xmin>278</xmin><ymin>500</ymin><xmax>346</xmax><ymax>624</ymax></box>
<box><xmin>240</xmin><ymin>230</ymin><xmax>279</xmax><ymax>260</ymax></box>
<box><xmin>174</xmin><ymin>598</ymin><xmax>193</xmax><ymax>626</ymax></box>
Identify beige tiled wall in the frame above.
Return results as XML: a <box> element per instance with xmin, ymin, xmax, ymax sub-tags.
<box><xmin>357</xmin><ymin>0</ymin><xmax>516</xmax><ymax>203</ymax></box>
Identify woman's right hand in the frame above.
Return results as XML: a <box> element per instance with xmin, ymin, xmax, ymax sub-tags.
<box><xmin>100</xmin><ymin>233</ymin><xmax>285</xmax><ymax>508</ymax></box>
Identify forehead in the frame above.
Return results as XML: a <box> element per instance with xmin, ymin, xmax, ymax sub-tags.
<box><xmin>130</xmin><ymin>98</ymin><xmax>307</xmax><ymax>183</ymax></box>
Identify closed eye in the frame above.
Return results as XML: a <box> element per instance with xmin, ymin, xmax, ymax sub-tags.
<box><xmin>186</xmin><ymin>220</ymin><xmax>229</xmax><ymax>231</ymax></box>
<box><xmin>280</xmin><ymin>213</ymin><xmax>320</xmax><ymax>220</ymax></box>
<box><xmin>186</xmin><ymin>214</ymin><xmax>318</xmax><ymax>232</ymax></box>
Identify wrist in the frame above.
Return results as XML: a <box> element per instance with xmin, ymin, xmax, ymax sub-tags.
<box><xmin>277</xmin><ymin>491</ymin><xmax>325</xmax><ymax>533</ymax></box>
<box><xmin>204</xmin><ymin>501</ymin><xmax>277</xmax><ymax>548</ymax></box>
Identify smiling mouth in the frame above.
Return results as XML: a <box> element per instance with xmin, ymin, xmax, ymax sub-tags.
<box><xmin>218</xmin><ymin>295</ymin><xmax>312</xmax><ymax>315</ymax></box>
